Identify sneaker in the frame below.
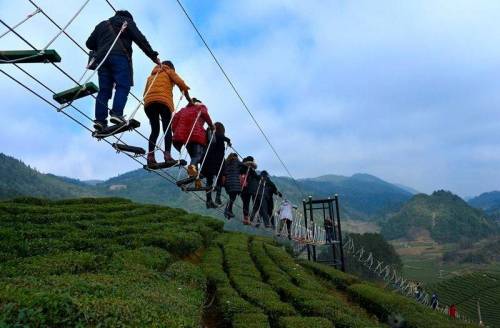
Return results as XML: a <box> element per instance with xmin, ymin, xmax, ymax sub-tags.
<box><xmin>194</xmin><ymin>178</ymin><xmax>203</xmax><ymax>189</ymax></box>
<box><xmin>224</xmin><ymin>207</ymin><xmax>233</xmax><ymax>220</ymax></box>
<box><xmin>110</xmin><ymin>114</ymin><xmax>127</xmax><ymax>125</ymax></box>
<box><xmin>164</xmin><ymin>151</ymin><xmax>175</xmax><ymax>162</ymax></box>
<box><xmin>147</xmin><ymin>153</ymin><xmax>157</xmax><ymax>168</ymax></box>
<box><xmin>243</xmin><ymin>216</ymin><xmax>250</xmax><ymax>225</ymax></box>
<box><xmin>187</xmin><ymin>165</ymin><xmax>198</xmax><ymax>177</ymax></box>
<box><xmin>206</xmin><ymin>200</ymin><xmax>217</xmax><ymax>209</ymax></box>
<box><xmin>93</xmin><ymin>120</ymin><xmax>107</xmax><ymax>131</ymax></box>
<box><xmin>215</xmin><ymin>196</ymin><xmax>222</xmax><ymax>206</ymax></box>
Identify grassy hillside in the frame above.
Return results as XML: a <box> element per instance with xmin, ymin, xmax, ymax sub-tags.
<box><xmin>0</xmin><ymin>154</ymin><xmax>94</xmax><ymax>199</ymax></box>
<box><xmin>381</xmin><ymin>190</ymin><xmax>499</xmax><ymax>243</ymax></box>
<box><xmin>0</xmin><ymin>198</ymin><xmax>476</xmax><ymax>327</ymax></box>
<box><xmin>429</xmin><ymin>272</ymin><xmax>500</xmax><ymax>327</ymax></box>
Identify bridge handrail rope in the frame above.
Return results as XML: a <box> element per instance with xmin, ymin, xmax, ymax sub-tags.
<box><xmin>171</xmin><ymin>0</ymin><xmax>306</xmax><ymax>200</ymax></box>
<box><xmin>176</xmin><ymin>110</ymin><xmax>202</xmax><ymax>179</ymax></box>
<box><xmin>115</xmin><ymin>64</ymin><xmax>161</xmax><ymax>143</ymax></box>
<box><xmin>1</xmin><ymin>68</ymin><xmax>229</xmax><ymax>219</ymax></box>
<box><xmin>18</xmin><ymin>0</ymin><xmax>298</xmax><ymax>214</ymax></box>
<box><xmin>0</xmin><ymin>6</ymin><xmax>40</xmax><ymax>39</ymax></box>
<box><xmin>197</xmin><ymin>128</ymin><xmax>216</xmax><ymax>180</ymax></box>
<box><xmin>60</xmin><ymin>20</ymin><xmax>128</xmax><ymax>111</ymax></box>
<box><xmin>6</xmin><ymin>0</ymin><xmax>304</xmax><ymax>227</ymax></box>
<box><xmin>155</xmin><ymin>94</ymin><xmax>183</xmax><ymax>151</ymax></box>
<box><xmin>0</xmin><ymin>0</ymin><xmax>90</xmax><ymax>63</ymax></box>
<box><xmin>341</xmin><ymin>235</ymin><xmax>475</xmax><ymax>324</ymax></box>
<box><xmin>212</xmin><ymin>144</ymin><xmax>229</xmax><ymax>191</ymax></box>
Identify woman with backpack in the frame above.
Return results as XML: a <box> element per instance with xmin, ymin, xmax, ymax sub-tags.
<box><xmin>240</xmin><ymin>156</ymin><xmax>259</xmax><ymax>225</ymax></box>
<box><xmin>222</xmin><ymin>152</ymin><xmax>242</xmax><ymax>219</ymax></box>
<box><xmin>202</xmin><ymin>122</ymin><xmax>231</xmax><ymax>208</ymax></box>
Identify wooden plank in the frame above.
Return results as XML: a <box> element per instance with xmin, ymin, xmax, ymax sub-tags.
<box><xmin>53</xmin><ymin>82</ymin><xmax>99</xmax><ymax>104</ymax></box>
<box><xmin>0</xmin><ymin>49</ymin><xmax>61</xmax><ymax>63</ymax></box>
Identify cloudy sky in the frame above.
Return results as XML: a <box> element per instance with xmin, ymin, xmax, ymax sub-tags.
<box><xmin>1</xmin><ymin>0</ymin><xmax>500</xmax><ymax>197</ymax></box>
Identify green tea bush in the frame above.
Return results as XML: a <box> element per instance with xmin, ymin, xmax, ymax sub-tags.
<box><xmin>109</xmin><ymin>246</ymin><xmax>172</xmax><ymax>272</ymax></box>
<box><xmin>250</xmin><ymin>240</ymin><xmax>380</xmax><ymax>328</ymax></box>
<box><xmin>298</xmin><ymin>260</ymin><xmax>360</xmax><ymax>290</ymax></box>
<box><xmin>347</xmin><ymin>283</ymin><xmax>477</xmax><ymax>328</ymax></box>
<box><xmin>278</xmin><ymin>316</ymin><xmax>332</xmax><ymax>328</ymax></box>
<box><xmin>200</xmin><ymin>245</ymin><xmax>262</xmax><ymax>323</ymax></box>
<box><xmin>1</xmin><ymin>251</ymin><xmax>106</xmax><ymax>277</ymax></box>
<box><xmin>232</xmin><ymin>313</ymin><xmax>270</xmax><ymax>328</ymax></box>
<box><xmin>165</xmin><ymin>261</ymin><xmax>206</xmax><ymax>290</ymax></box>
<box><xmin>0</xmin><ymin>198</ymin><xmax>224</xmax><ymax>327</ymax></box>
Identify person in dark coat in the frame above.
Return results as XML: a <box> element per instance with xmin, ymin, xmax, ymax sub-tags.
<box><xmin>324</xmin><ymin>217</ymin><xmax>334</xmax><ymax>244</ymax></box>
<box><xmin>240</xmin><ymin>156</ymin><xmax>259</xmax><ymax>225</ymax></box>
<box><xmin>222</xmin><ymin>153</ymin><xmax>242</xmax><ymax>220</ymax></box>
<box><xmin>251</xmin><ymin>171</ymin><xmax>280</xmax><ymax>228</ymax></box>
<box><xmin>86</xmin><ymin>10</ymin><xmax>160</xmax><ymax>131</ymax></box>
<box><xmin>202</xmin><ymin>122</ymin><xmax>231</xmax><ymax>208</ymax></box>
<box><xmin>431</xmin><ymin>293</ymin><xmax>439</xmax><ymax>310</ymax></box>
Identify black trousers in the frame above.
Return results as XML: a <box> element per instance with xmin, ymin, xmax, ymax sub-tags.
<box><xmin>241</xmin><ymin>192</ymin><xmax>255</xmax><ymax>216</ymax></box>
<box><xmin>145</xmin><ymin>103</ymin><xmax>172</xmax><ymax>153</ymax></box>
<box><xmin>226</xmin><ymin>192</ymin><xmax>238</xmax><ymax>213</ymax></box>
<box><xmin>206</xmin><ymin>175</ymin><xmax>222</xmax><ymax>202</ymax></box>
<box><xmin>251</xmin><ymin>195</ymin><xmax>271</xmax><ymax>226</ymax></box>
<box><xmin>279</xmin><ymin>219</ymin><xmax>292</xmax><ymax>239</ymax></box>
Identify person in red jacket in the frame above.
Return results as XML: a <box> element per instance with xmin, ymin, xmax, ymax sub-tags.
<box><xmin>448</xmin><ymin>304</ymin><xmax>457</xmax><ymax>319</ymax></box>
<box><xmin>172</xmin><ymin>98</ymin><xmax>214</xmax><ymax>177</ymax></box>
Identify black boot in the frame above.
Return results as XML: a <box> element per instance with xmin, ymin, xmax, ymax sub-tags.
<box><xmin>215</xmin><ymin>188</ymin><xmax>222</xmax><ymax>206</ymax></box>
<box><xmin>206</xmin><ymin>193</ymin><xmax>217</xmax><ymax>209</ymax></box>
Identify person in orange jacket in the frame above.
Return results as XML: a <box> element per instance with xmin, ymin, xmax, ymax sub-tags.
<box><xmin>143</xmin><ymin>61</ymin><xmax>191</xmax><ymax>167</ymax></box>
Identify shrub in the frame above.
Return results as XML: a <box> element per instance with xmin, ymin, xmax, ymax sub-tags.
<box><xmin>347</xmin><ymin>283</ymin><xmax>476</xmax><ymax>328</ymax></box>
<box><xmin>278</xmin><ymin>316</ymin><xmax>332</xmax><ymax>328</ymax></box>
<box><xmin>109</xmin><ymin>247</ymin><xmax>172</xmax><ymax>272</ymax></box>
<box><xmin>1</xmin><ymin>251</ymin><xmax>106</xmax><ymax>277</ymax></box>
<box><xmin>232</xmin><ymin>313</ymin><xmax>270</xmax><ymax>328</ymax></box>
<box><xmin>250</xmin><ymin>240</ymin><xmax>380</xmax><ymax>328</ymax></box>
<box><xmin>200</xmin><ymin>245</ymin><xmax>262</xmax><ymax>323</ymax></box>
<box><xmin>165</xmin><ymin>261</ymin><xmax>206</xmax><ymax>290</ymax></box>
<box><xmin>298</xmin><ymin>260</ymin><xmax>360</xmax><ymax>290</ymax></box>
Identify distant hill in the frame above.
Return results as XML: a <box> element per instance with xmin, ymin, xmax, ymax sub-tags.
<box><xmin>0</xmin><ymin>153</ymin><xmax>414</xmax><ymax>220</ymax></box>
<box><xmin>469</xmin><ymin>191</ymin><xmax>500</xmax><ymax>219</ymax></box>
<box><xmin>0</xmin><ymin>153</ymin><xmax>94</xmax><ymax>199</ymax></box>
<box><xmin>381</xmin><ymin>190</ymin><xmax>499</xmax><ymax>244</ymax></box>
<box><xmin>296</xmin><ymin>173</ymin><xmax>413</xmax><ymax>219</ymax></box>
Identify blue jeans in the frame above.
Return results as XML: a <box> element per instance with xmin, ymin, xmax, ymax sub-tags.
<box><xmin>95</xmin><ymin>54</ymin><xmax>131</xmax><ymax>122</ymax></box>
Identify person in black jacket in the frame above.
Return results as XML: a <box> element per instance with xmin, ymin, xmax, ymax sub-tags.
<box><xmin>251</xmin><ymin>171</ymin><xmax>280</xmax><ymax>228</ymax></box>
<box><xmin>240</xmin><ymin>156</ymin><xmax>259</xmax><ymax>225</ymax></box>
<box><xmin>222</xmin><ymin>152</ymin><xmax>242</xmax><ymax>220</ymax></box>
<box><xmin>86</xmin><ymin>10</ymin><xmax>161</xmax><ymax>131</ymax></box>
<box><xmin>202</xmin><ymin>122</ymin><xmax>231</xmax><ymax>208</ymax></box>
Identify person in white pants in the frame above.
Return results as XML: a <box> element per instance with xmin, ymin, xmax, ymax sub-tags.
<box><xmin>277</xmin><ymin>199</ymin><xmax>293</xmax><ymax>240</ymax></box>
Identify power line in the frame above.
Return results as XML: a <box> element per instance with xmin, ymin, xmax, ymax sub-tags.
<box><xmin>173</xmin><ymin>0</ymin><xmax>306</xmax><ymax>198</ymax></box>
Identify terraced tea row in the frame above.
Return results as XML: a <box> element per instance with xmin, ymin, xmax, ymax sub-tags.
<box><xmin>0</xmin><ymin>198</ymin><xmax>223</xmax><ymax>327</ymax></box>
<box><xmin>430</xmin><ymin>272</ymin><xmax>500</xmax><ymax>327</ymax></box>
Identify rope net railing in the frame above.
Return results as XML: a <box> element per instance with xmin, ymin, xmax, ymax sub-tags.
<box><xmin>342</xmin><ymin>235</ymin><xmax>475</xmax><ymax>324</ymax></box>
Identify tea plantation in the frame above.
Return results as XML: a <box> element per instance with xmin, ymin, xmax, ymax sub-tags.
<box><xmin>430</xmin><ymin>272</ymin><xmax>500</xmax><ymax>327</ymax></box>
<box><xmin>0</xmin><ymin>198</ymin><xmax>478</xmax><ymax>327</ymax></box>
